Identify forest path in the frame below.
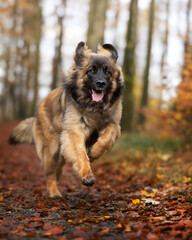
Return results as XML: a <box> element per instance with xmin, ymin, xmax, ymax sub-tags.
<box><xmin>0</xmin><ymin>122</ymin><xmax>192</xmax><ymax>240</ymax></box>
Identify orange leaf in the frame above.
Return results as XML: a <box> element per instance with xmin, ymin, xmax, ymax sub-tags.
<box><xmin>124</xmin><ymin>225</ymin><xmax>131</xmax><ymax>232</ymax></box>
<box><xmin>42</xmin><ymin>227</ymin><xmax>63</xmax><ymax>236</ymax></box>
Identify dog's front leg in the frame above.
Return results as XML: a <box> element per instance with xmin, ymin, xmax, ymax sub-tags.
<box><xmin>60</xmin><ymin>129</ymin><xmax>95</xmax><ymax>186</ymax></box>
<box><xmin>88</xmin><ymin>124</ymin><xmax>121</xmax><ymax>161</ymax></box>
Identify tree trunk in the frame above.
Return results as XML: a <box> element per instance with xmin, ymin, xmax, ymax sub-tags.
<box><xmin>87</xmin><ymin>0</ymin><xmax>108</xmax><ymax>51</ymax></box>
<box><xmin>138</xmin><ymin>0</ymin><xmax>155</xmax><ymax>126</ymax></box>
<box><xmin>1</xmin><ymin>46</ymin><xmax>11</xmax><ymax>120</ymax></box>
<box><xmin>51</xmin><ymin>0</ymin><xmax>66</xmax><ymax>90</ymax></box>
<box><xmin>113</xmin><ymin>0</ymin><xmax>121</xmax><ymax>46</ymax></box>
<box><xmin>1</xmin><ymin>0</ymin><xmax>18</xmax><ymax>120</ymax></box>
<box><xmin>31</xmin><ymin>1</ymin><xmax>42</xmax><ymax>116</ymax></box>
<box><xmin>121</xmin><ymin>0</ymin><xmax>138</xmax><ymax>132</ymax></box>
<box><xmin>160</xmin><ymin>0</ymin><xmax>169</xmax><ymax>82</ymax></box>
<box><xmin>185</xmin><ymin>0</ymin><xmax>192</xmax><ymax>53</ymax></box>
<box><xmin>24</xmin><ymin>42</ymin><xmax>31</xmax><ymax>117</ymax></box>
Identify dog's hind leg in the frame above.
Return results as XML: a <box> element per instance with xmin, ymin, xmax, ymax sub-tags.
<box><xmin>56</xmin><ymin>155</ymin><xmax>66</xmax><ymax>182</ymax></box>
<box><xmin>34</xmin><ymin>120</ymin><xmax>63</xmax><ymax>197</ymax></box>
<box><xmin>43</xmin><ymin>147</ymin><xmax>62</xmax><ymax>197</ymax></box>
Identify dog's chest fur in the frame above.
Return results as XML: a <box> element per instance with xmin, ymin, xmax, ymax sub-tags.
<box><xmin>63</xmin><ymin>97</ymin><xmax>112</xmax><ymax>136</ymax></box>
<box><xmin>81</xmin><ymin>111</ymin><xmax>109</xmax><ymax>130</ymax></box>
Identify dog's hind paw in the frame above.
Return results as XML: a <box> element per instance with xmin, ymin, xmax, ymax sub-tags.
<box><xmin>81</xmin><ymin>174</ymin><xmax>95</xmax><ymax>186</ymax></box>
<box><xmin>50</xmin><ymin>191</ymin><xmax>62</xmax><ymax>198</ymax></box>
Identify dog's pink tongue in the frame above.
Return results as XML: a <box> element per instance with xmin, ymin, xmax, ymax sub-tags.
<box><xmin>92</xmin><ymin>90</ymin><xmax>104</xmax><ymax>102</ymax></box>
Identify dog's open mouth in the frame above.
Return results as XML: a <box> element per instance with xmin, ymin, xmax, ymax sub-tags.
<box><xmin>92</xmin><ymin>90</ymin><xmax>104</xmax><ymax>102</ymax></box>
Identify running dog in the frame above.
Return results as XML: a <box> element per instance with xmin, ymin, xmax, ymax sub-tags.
<box><xmin>9</xmin><ymin>42</ymin><xmax>124</xmax><ymax>197</ymax></box>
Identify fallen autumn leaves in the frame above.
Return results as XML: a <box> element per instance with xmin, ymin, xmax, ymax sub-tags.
<box><xmin>0</xmin><ymin>122</ymin><xmax>192</xmax><ymax>239</ymax></box>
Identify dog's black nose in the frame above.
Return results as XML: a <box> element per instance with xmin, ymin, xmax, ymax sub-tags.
<box><xmin>96</xmin><ymin>80</ymin><xmax>106</xmax><ymax>89</ymax></box>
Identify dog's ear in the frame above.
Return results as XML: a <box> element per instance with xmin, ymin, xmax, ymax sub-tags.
<box><xmin>75</xmin><ymin>41</ymin><xmax>87</xmax><ymax>66</ymax></box>
<box><xmin>102</xmin><ymin>44</ymin><xmax>118</xmax><ymax>62</ymax></box>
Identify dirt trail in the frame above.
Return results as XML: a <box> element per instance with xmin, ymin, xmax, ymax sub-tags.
<box><xmin>0</xmin><ymin>122</ymin><xmax>192</xmax><ymax>240</ymax></box>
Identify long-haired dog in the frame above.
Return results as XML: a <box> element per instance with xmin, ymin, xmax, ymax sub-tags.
<box><xmin>9</xmin><ymin>42</ymin><xmax>124</xmax><ymax>197</ymax></box>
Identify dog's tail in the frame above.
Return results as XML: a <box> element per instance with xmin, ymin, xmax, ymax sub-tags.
<box><xmin>9</xmin><ymin>117</ymin><xmax>36</xmax><ymax>145</ymax></box>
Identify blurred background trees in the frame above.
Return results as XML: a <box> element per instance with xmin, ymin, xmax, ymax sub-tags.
<box><xmin>121</xmin><ymin>0</ymin><xmax>138</xmax><ymax>132</ymax></box>
<box><xmin>87</xmin><ymin>0</ymin><xmax>108</xmax><ymax>51</ymax></box>
<box><xmin>0</xmin><ymin>0</ymin><xmax>192</xmax><ymax>144</ymax></box>
<box><xmin>0</xmin><ymin>0</ymin><xmax>42</xmax><ymax>118</ymax></box>
<box><xmin>137</xmin><ymin>0</ymin><xmax>155</xmax><ymax>126</ymax></box>
<box><xmin>51</xmin><ymin>0</ymin><xmax>66</xmax><ymax>90</ymax></box>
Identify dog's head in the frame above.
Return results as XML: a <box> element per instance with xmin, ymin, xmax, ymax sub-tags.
<box><xmin>65</xmin><ymin>42</ymin><xmax>124</xmax><ymax>111</ymax></box>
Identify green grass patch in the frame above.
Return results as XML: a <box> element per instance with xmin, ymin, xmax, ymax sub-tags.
<box><xmin>112</xmin><ymin>134</ymin><xmax>183</xmax><ymax>153</ymax></box>
<box><xmin>101</xmin><ymin>134</ymin><xmax>190</xmax><ymax>188</ymax></box>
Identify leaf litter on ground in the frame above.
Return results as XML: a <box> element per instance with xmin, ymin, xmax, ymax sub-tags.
<box><xmin>0</xmin><ymin>122</ymin><xmax>192</xmax><ymax>240</ymax></box>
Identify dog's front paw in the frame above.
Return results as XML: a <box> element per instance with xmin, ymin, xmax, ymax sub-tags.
<box><xmin>107</xmin><ymin>139</ymin><xmax>115</xmax><ymax>151</ymax></box>
<box><xmin>88</xmin><ymin>152</ymin><xmax>98</xmax><ymax>162</ymax></box>
<box><xmin>81</xmin><ymin>174</ymin><xmax>95</xmax><ymax>186</ymax></box>
<box><xmin>88</xmin><ymin>147</ymin><xmax>100</xmax><ymax>161</ymax></box>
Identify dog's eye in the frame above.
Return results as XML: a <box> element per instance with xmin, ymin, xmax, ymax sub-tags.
<box><xmin>89</xmin><ymin>69</ymin><xmax>95</xmax><ymax>73</ymax></box>
<box><xmin>104</xmin><ymin>66</ymin><xmax>111</xmax><ymax>76</ymax></box>
<box><xmin>87</xmin><ymin>66</ymin><xmax>97</xmax><ymax>74</ymax></box>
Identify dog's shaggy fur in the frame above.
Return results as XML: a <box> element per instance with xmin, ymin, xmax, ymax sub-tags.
<box><xmin>9</xmin><ymin>42</ymin><xmax>124</xmax><ymax>197</ymax></box>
